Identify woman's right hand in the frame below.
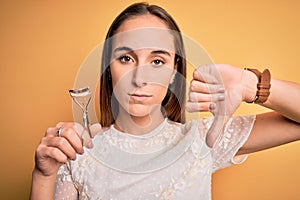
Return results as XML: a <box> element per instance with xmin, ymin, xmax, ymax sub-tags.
<box><xmin>33</xmin><ymin>122</ymin><xmax>84</xmax><ymax>178</ymax></box>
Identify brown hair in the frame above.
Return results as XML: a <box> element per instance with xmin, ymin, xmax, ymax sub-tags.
<box><xmin>99</xmin><ymin>2</ymin><xmax>186</xmax><ymax>127</ymax></box>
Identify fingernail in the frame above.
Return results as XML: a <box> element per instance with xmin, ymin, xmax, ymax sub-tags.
<box><xmin>218</xmin><ymin>95</ymin><xmax>225</xmax><ymax>101</ymax></box>
<box><xmin>72</xmin><ymin>155</ymin><xmax>77</xmax><ymax>161</ymax></box>
<box><xmin>80</xmin><ymin>148</ymin><xmax>85</xmax><ymax>154</ymax></box>
<box><xmin>86</xmin><ymin>141</ymin><xmax>94</xmax><ymax>149</ymax></box>
<box><xmin>218</xmin><ymin>87</ymin><xmax>225</xmax><ymax>93</ymax></box>
<box><xmin>209</xmin><ymin>103</ymin><xmax>216</xmax><ymax>110</ymax></box>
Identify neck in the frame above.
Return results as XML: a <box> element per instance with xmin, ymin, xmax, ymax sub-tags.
<box><xmin>115</xmin><ymin>106</ymin><xmax>165</xmax><ymax>135</ymax></box>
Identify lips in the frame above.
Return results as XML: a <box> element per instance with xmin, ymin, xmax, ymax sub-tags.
<box><xmin>128</xmin><ymin>93</ymin><xmax>152</xmax><ymax>102</ymax></box>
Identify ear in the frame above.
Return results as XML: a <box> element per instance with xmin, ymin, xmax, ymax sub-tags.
<box><xmin>170</xmin><ymin>72</ymin><xmax>176</xmax><ymax>84</ymax></box>
<box><xmin>169</xmin><ymin>59</ymin><xmax>178</xmax><ymax>84</ymax></box>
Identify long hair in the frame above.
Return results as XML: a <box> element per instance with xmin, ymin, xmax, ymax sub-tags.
<box><xmin>99</xmin><ymin>2</ymin><xmax>186</xmax><ymax>127</ymax></box>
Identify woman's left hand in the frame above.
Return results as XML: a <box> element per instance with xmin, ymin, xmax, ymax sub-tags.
<box><xmin>186</xmin><ymin>64</ymin><xmax>257</xmax><ymax>117</ymax></box>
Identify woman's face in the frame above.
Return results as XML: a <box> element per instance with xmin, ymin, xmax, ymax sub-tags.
<box><xmin>110</xmin><ymin>14</ymin><xmax>177</xmax><ymax>117</ymax></box>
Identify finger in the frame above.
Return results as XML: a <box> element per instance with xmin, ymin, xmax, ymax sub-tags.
<box><xmin>45</xmin><ymin>127</ymin><xmax>58</xmax><ymax>137</ymax></box>
<box><xmin>193</xmin><ymin>65</ymin><xmax>222</xmax><ymax>84</ymax></box>
<box><xmin>189</xmin><ymin>92</ymin><xmax>225</xmax><ymax>102</ymax></box>
<box><xmin>186</xmin><ymin>101</ymin><xmax>216</xmax><ymax>113</ymax></box>
<box><xmin>37</xmin><ymin>144</ymin><xmax>68</xmax><ymax>164</ymax></box>
<box><xmin>56</xmin><ymin>122</ymin><xmax>83</xmax><ymax>131</ymax></box>
<box><xmin>190</xmin><ymin>80</ymin><xmax>224</xmax><ymax>94</ymax></box>
<box><xmin>74</xmin><ymin>122</ymin><xmax>94</xmax><ymax>149</ymax></box>
<box><xmin>90</xmin><ymin>123</ymin><xmax>102</xmax><ymax>137</ymax></box>
<box><xmin>193</xmin><ymin>71</ymin><xmax>218</xmax><ymax>84</ymax></box>
<box><xmin>59</xmin><ymin>127</ymin><xmax>84</xmax><ymax>154</ymax></box>
<box><xmin>54</xmin><ymin>122</ymin><xmax>84</xmax><ymax>153</ymax></box>
<box><xmin>42</xmin><ymin>136</ymin><xmax>78</xmax><ymax>160</ymax></box>
<box><xmin>45</xmin><ymin>122</ymin><xmax>80</xmax><ymax>137</ymax></box>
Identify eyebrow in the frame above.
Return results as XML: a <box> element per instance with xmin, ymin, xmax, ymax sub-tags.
<box><xmin>113</xmin><ymin>46</ymin><xmax>133</xmax><ymax>53</ymax></box>
<box><xmin>113</xmin><ymin>46</ymin><xmax>171</xmax><ymax>57</ymax></box>
<box><xmin>151</xmin><ymin>50</ymin><xmax>171</xmax><ymax>57</ymax></box>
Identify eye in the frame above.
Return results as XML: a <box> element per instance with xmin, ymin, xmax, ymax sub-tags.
<box><xmin>119</xmin><ymin>55</ymin><xmax>133</xmax><ymax>64</ymax></box>
<box><xmin>151</xmin><ymin>59</ymin><xmax>165</xmax><ymax>66</ymax></box>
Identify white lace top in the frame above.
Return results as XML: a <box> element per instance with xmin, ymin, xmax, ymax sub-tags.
<box><xmin>55</xmin><ymin>115</ymin><xmax>255</xmax><ymax>200</ymax></box>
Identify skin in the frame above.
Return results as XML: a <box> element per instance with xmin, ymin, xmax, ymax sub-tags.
<box><xmin>111</xmin><ymin>46</ymin><xmax>176</xmax><ymax>134</ymax></box>
<box><xmin>30</xmin><ymin>14</ymin><xmax>300</xmax><ymax>199</ymax></box>
<box><xmin>110</xmin><ymin>15</ymin><xmax>177</xmax><ymax>134</ymax></box>
<box><xmin>186</xmin><ymin>64</ymin><xmax>300</xmax><ymax>153</ymax></box>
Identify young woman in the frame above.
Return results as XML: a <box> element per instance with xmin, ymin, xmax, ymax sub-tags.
<box><xmin>30</xmin><ymin>3</ymin><xmax>300</xmax><ymax>200</ymax></box>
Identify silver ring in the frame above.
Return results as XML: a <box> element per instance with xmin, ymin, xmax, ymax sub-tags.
<box><xmin>56</xmin><ymin>127</ymin><xmax>63</xmax><ymax>137</ymax></box>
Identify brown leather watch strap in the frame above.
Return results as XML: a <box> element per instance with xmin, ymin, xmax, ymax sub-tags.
<box><xmin>245</xmin><ymin>68</ymin><xmax>271</xmax><ymax>104</ymax></box>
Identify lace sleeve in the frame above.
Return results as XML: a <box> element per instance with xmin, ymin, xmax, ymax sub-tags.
<box><xmin>209</xmin><ymin>115</ymin><xmax>256</xmax><ymax>172</ymax></box>
<box><xmin>55</xmin><ymin>163</ymin><xmax>78</xmax><ymax>200</ymax></box>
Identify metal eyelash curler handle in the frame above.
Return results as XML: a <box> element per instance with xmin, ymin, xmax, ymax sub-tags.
<box><xmin>69</xmin><ymin>87</ymin><xmax>93</xmax><ymax>145</ymax></box>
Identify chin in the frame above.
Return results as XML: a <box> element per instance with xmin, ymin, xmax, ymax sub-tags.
<box><xmin>127</xmin><ymin>103</ymin><xmax>164</xmax><ymax>117</ymax></box>
<box><xmin>128</xmin><ymin>105</ymin><xmax>152</xmax><ymax>117</ymax></box>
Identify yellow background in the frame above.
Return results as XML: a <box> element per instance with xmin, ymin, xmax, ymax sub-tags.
<box><xmin>1</xmin><ymin>0</ymin><xmax>300</xmax><ymax>199</ymax></box>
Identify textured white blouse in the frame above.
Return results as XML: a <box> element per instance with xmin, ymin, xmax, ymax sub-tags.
<box><xmin>55</xmin><ymin>115</ymin><xmax>255</xmax><ymax>200</ymax></box>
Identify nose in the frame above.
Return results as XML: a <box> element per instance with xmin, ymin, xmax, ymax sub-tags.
<box><xmin>132</xmin><ymin>65</ymin><xmax>147</xmax><ymax>87</ymax></box>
